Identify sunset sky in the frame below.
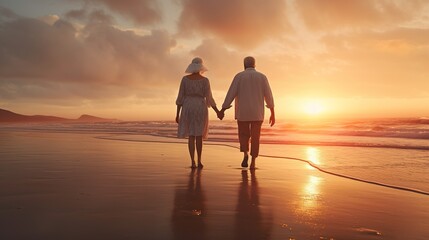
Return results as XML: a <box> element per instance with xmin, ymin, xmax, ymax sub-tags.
<box><xmin>1</xmin><ymin>0</ymin><xmax>428</xmax><ymax>121</ymax></box>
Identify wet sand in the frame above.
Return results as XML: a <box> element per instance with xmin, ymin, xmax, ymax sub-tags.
<box><xmin>0</xmin><ymin>131</ymin><xmax>428</xmax><ymax>239</ymax></box>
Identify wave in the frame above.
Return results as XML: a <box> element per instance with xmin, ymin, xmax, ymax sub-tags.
<box><xmin>284</xmin><ymin>129</ymin><xmax>429</xmax><ymax>140</ymax></box>
<box><xmin>3</xmin><ymin>120</ymin><xmax>429</xmax><ymax>150</ymax></box>
<box><xmin>205</xmin><ymin>137</ymin><xmax>429</xmax><ymax>150</ymax></box>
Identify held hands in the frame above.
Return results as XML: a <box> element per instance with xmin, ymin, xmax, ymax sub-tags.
<box><xmin>217</xmin><ymin>110</ymin><xmax>225</xmax><ymax>120</ymax></box>
<box><xmin>216</xmin><ymin>108</ymin><xmax>225</xmax><ymax>120</ymax></box>
<box><xmin>217</xmin><ymin>105</ymin><xmax>232</xmax><ymax>120</ymax></box>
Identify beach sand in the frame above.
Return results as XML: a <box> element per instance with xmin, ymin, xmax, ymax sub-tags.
<box><xmin>0</xmin><ymin>131</ymin><xmax>428</xmax><ymax>240</ymax></box>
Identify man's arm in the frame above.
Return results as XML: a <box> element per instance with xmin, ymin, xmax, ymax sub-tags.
<box><xmin>264</xmin><ymin>77</ymin><xmax>275</xmax><ymax>126</ymax></box>
<box><xmin>220</xmin><ymin>76</ymin><xmax>239</xmax><ymax>117</ymax></box>
<box><xmin>269</xmin><ymin>107</ymin><xmax>275</xmax><ymax>127</ymax></box>
<box><xmin>263</xmin><ymin>77</ymin><xmax>274</xmax><ymax>110</ymax></box>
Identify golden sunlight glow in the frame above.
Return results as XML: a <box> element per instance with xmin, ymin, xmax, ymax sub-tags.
<box><xmin>306</xmin><ymin>147</ymin><xmax>321</xmax><ymax>170</ymax></box>
<box><xmin>296</xmin><ymin>175</ymin><xmax>322</xmax><ymax>216</ymax></box>
<box><xmin>304</xmin><ymin>175</ymin><xmax>321</xmax><ymax>196</ymax></box>
<box><xmin>296</xmin><ymin>148</ymin><xmax>323</xmax><ymax>215</ymax></box>
<box><xmin>302</xmin><ymin>100</ymin><xmax>324</xmax><ymax>116</ymax></box>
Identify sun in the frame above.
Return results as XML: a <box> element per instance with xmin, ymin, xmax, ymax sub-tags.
<box><xmin>303</xmin><ymin>100</ymin><xmax>324</xmax><ymax>116</ymax></box>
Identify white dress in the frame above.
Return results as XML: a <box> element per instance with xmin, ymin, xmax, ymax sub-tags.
<box><xmin>176</xmin><ymin>76</ymin><xmax>217</xmax><ymax>139</ymax></box>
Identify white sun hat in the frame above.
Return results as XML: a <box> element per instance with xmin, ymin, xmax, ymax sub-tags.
<box><xmin>185</xmin><ymin>57</ymin><xmax>208</xmax><ymax>73</ymax></box>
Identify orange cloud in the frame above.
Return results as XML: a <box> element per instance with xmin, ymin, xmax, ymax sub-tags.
<box><xmin>294</xmin><ymin>0</ymin><xmax>427</xmax><ymax>30</ymax></box>
<box><xmin>2</xmin><ymin>2</ymin><xmax>429</xmax><ymax>119</ymax></box>
<box><xmin>309</xmin><ymin>27</ymin><xmax>429</xmax><ymax>98</ymax></box>
<box><xmin>190</xmin><ymin>39</ymin><xmax>242</xmax><ymax>86</ymax></box>
<box><xmin>177</xmin><ymin>0</ymin><xmax>291</xmax><ymax>48</ymax></box>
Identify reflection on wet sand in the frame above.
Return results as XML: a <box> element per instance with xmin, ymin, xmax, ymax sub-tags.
<box><xmin>300</xmin><ymin>175</ymin><xmax>322</xmax><ymax>214</ymax></box>
<box><xmin>297</xmin><ymin>147</ymin><xmax>322</xmax><ymax>213</ymax></box>
<box><xmin>295</xmin><ymin>147</ymin><xmax>323</xmax><ymax>217</ymax></box>
<box><xmin>234</xmin><ymin>170</ymin><xmax>273</xmax><ymax>240</ymax></box>
<box><xmin>171</xmin><ymin>169</ymin><xmax>206</xmax><ymax>240</ymax></box>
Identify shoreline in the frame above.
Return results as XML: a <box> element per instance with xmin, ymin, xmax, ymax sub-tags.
<box><xmin>96</xmin><ymin>134</ymin><xmax>429</xmax><ymax>196</ymax></box>
<box><xmin>0</xmin><ymin>130</ymin><xmax>428</xmax><ymax>239</ymax></box>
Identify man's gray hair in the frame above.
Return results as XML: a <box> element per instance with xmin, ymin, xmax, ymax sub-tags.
<box><xmin>244</xmin><ymin>56</ymin><xmax>255</xmax><ymax>69</ymax></box>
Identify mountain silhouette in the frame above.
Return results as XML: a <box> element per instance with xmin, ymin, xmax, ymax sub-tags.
<box><xmin>0</xmin><ymin>108</ymin><xmax>116</xmax><ymax>123</ymax></box>
<box><xmin>76</xmin><ymin>114</ymin><xmax>116</xmax><ymax>122</ymax></box>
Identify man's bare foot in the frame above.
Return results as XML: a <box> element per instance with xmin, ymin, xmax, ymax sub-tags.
<box><xmin>249</xmin><ymin>158</ymin><xmax>256</xmax><ymax>169</ymax></box>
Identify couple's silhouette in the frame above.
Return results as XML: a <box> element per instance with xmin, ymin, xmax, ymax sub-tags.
<box><xmin>176</xmin><ymin>56</ymin><xmax>275</xmax><ymax>169</ymax></box>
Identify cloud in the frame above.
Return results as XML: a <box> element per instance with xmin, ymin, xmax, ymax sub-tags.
<box><xmin>305</xmin><ymin>27</ymin><xmax>429</xmax><ymax>98</ymax></box>
<box><xmin>204</xmin><ymin>26</ymin><xmax>429</xmax><ymax>100</ymax></box>
<box><xmin>294</xmin><ymin>0</ymin><xmax>428</xmax><ymax>30</ymax></box>
<box><xmin>0</xmin><ymin>13</ymin><xmax>181</xmax><ymax>102</ymax></box>
<box><xmin>65</xmin><ymin>9</ymin><xmax>88</xmax><ymax>21</ymax></box>
<box><xmin>1</xmin><ymin>2</ymin><xmax>428</xmax><ymax>119</ymax></box>
<box><xmin>65</xmin><ymin>8</ymin><xmax>120</xmax><ymax>25</ymax></box>
<box><xmin>82</xmin><ymin>0</ymin><xmax>161</xmax><ymax>25</ymax></box>
<box><xmin>0</xmin><ymin>5</ymin><xmax>18</xmax><ymax>20</ymax></box>
<box><xmin>39</xmin><ymin>14</ymin><xmax>61</xmax><ymax>25</ymax></box>
<box><xmin>177</xmin><ymin>0</ymin><xmax>290</xmax><ymax>48</ymax></box>
<box><xmin>190</xmin><ymin>39</ymin><xmax>242</xmax><ymax>85</ymax></box>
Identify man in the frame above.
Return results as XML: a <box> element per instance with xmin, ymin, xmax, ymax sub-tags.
<box><xmin>220</xmin><ymin>56</ymin><xmax>275</xmax><ymax>169</ymax></box>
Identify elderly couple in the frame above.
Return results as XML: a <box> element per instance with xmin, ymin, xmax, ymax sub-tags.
<box><xmin>175</xmin><ymin>56</ymin><xmax>275</xmax><ymax>170</ymax></box>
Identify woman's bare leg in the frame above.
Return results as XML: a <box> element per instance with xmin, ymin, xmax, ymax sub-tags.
<box><xmin>196</xmin><ymin>136</ymin><xmax>203</xmax><ymax>168</ymax></box>
<box><xmin>188</xmin><ymin>136</ymin><xmax>196</xmax><ymax>168</ymax></box>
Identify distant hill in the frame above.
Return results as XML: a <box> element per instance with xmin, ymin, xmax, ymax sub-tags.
<box><xmin>76</xmin><ymin>114</ymin><xmax>116</xmax><ymax>122</ymax></box>
<box><xmin>0</xmin><ymin>108</ymin><xmax>116</xmax><ymax>123</ymax></box>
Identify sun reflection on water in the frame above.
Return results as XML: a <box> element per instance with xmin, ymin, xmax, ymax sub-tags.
<box><xmin>296</xmin><ymin>147</ymin><xmax>323</xmax><ymax>217</ymax></box>
<box><xmin>306</xmin><ymin>147</ymin><xmax>321</xmax><ymax>170</ymax></box>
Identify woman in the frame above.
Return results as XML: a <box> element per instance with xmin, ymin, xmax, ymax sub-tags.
<box><xmin>176</xmin><ymin>57</ymin><xmax>221</xmax><ymax>168</ymax></box>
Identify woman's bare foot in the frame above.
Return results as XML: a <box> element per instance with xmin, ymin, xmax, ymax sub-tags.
<box><xmin>197</xmin><ymin>162</ymin><xmax>204</xmax><ymax>169</ymax></box>
<box><xmin>191</xmin><ymin>161</ymin><xmax>197</xmax><ymax>168</ymax></box>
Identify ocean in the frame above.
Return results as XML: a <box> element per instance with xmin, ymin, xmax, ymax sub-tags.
<box><xmin>2</xmin><ymin>118</ymin><xmax>429</xmax><ymax>194</ymax></box>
